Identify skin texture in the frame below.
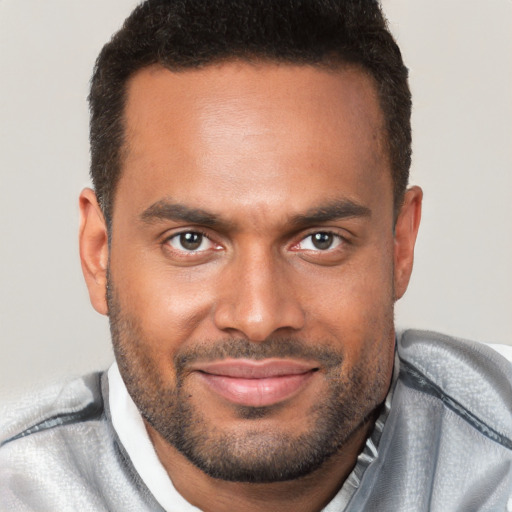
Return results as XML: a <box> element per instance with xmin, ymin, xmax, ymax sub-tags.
<box><xmin>79</xmin><ymin>62</ymin><xmax>422</xmax><ymax>512</ymax></box>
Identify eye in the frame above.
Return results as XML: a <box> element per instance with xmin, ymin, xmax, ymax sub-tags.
<box><xmin>167</xmin><ymin>231</ymin><xmax>214</xmax><ymax>252</ymax></box>
<box><xmin>296</xmin><ymin>232</ymin><xmax>343</xmax><ymax>251</ymax></box>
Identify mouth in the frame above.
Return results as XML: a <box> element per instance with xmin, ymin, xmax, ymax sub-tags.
<box><xmin>192</xmin><ymin>359</ymin><xmax>319</xmax><ymax>407</ymax></box>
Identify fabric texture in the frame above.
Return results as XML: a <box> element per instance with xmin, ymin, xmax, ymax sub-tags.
<box><xmin>1</xmin><ymin>330</ymin><xmax>511</xmax><ymax>511</ymax></box>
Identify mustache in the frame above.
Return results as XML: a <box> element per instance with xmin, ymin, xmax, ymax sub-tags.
<box><xmin>174</xmin><ymin>337</ymin><xmax>344</xmax><ymax>372</ymax></box>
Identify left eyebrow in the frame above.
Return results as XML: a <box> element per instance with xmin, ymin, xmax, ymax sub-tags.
<box><xmin>290</xmin><ymin>199</ymin><xmax>371</xmax><ymax>227</ymax></box>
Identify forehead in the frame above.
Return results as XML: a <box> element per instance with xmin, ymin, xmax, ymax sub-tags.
<box><xmin>115</xmin><ymin>62</ymin><xmax>391</xmax><ymax>225</ymax></box>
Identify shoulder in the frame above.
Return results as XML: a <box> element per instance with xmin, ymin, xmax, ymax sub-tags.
<box><xmin>347</xmin><ymin>330</ymin><xmax>512</xmax><ymax>510</ymax></box>
<box><xmin>396</xmin><ymin>329</ymin><xmax>512</xmax><ymax>447</ymax></box>
<box><xmin>0</xmin><ymin>372</ymin><xmax>165</xmax><ymax>511</ymax></box>
<box><xmin>0</xmin><ymin>373</ymin><xmax>110</xmax><ymax>510</ymax></box>
<box><xmin>0</xmin><ymin>372</ymin><xmax>104</xmax><ymax>448</ymax></box>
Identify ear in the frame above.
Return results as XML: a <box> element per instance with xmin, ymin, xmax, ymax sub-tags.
<box><xmin>79</xmin><ymin>188</ymin><xmax>109</xmax><ymax>315</ymax></box>
<box><xmin>393</xmin><ymin>186</ymin><xmax>422</xmax><ymax>301</ymax></box>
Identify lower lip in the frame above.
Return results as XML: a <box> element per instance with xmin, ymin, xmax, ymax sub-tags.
<box><xmin>197</xmin><ymin>372</ymin><xmax>315</xmax><ymax>407</ymax></box>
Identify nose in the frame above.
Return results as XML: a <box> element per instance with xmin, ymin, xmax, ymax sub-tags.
<box><xmin>213</xmin><ymin>247</ymin><xmax>305</xmax><ymax>341</ymax></box>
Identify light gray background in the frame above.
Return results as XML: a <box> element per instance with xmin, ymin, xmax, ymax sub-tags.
<box><xmin>1</xmin><ymin>0</ymin><xmax>511</xmax><ymax>397</ymax></box>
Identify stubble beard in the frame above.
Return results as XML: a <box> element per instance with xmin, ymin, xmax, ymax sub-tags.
<box><xmin>107</xmin><ymin>281</ymin><xmax>394</xmax><ymax>483</ymax></box>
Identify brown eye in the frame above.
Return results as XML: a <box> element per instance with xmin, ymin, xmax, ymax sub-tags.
<box><xmin>294</xmin><ymin>232</ymin><xmax>343</xmax><ymax>252</ymax></box>
<box><xmin>167</xmin><ymin>231</ymin><xmax>212</xmax><ymax>252</ymax></box>
<box><xmin>311</xmin><ymin>232</ymin><xmax>334</xmax><ymax>250</ymax></box>
<box><xmin>180</xmin><ymin>232</ymin><xmax>203</xmax><ymax>250</ymax></box>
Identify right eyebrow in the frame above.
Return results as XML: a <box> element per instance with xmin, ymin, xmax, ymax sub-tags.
<box><xmin>139</xmin><ymin>199</ymin><xmax>233</xmax><ymax>231</ymax></box>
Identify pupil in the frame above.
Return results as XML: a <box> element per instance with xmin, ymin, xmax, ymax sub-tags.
<box><xmin>180</xmin><ymin>232</ymin><xmax>202</xmax><ymax>250</ymax></box>
<box><xmin>312</xmin><ymin>232</ymin><xmax>333</xmax><ymax>250</ymax></box>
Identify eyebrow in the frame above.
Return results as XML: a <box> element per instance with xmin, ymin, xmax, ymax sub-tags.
<box><xmin>290</xmin><ymin>199</ymin><xmax>371</xmax><ymax>227</ymax></box>
<box><xmin>140</xmin><ymin>197</ymin><xmax>371</xmax><ymax>230</ymax></box>
<box><xmin>140</xmin><ymin>199</ymin><xmax>233</xmax><ymax>230</ymax></box>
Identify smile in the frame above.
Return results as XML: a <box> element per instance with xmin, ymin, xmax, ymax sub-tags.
<box><xmin>193</xmin><ymin>359</ymin><xmax>319</xmax><ymax>407</ymax></box>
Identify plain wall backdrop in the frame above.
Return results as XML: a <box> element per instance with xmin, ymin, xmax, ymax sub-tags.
<box><xmin>1</xmin><ymin>0</ymin><xmax>511</xmax><ymax>397</ymax></box>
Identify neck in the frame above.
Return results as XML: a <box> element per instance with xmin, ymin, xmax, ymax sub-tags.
<box><xmin>145</xmin><ymin>414</ymin><xmax>376</xmax><ymax>512</ymax></box>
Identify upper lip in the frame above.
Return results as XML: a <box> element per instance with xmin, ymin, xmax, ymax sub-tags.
<box><xmin>190</xmin><ymin>359</ymin><xmax>319</xmax><ymax>379</ymax></box>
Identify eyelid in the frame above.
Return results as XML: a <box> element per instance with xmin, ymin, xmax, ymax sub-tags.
<box><xmin>163</xmin><ymin>229</ymin><xmax>222</xmax><ymax>253</ymax></box>
<box><xmin>291</xmin><ymin>230</ymin><xmax>348</xmax><ymax>251</ymax></box>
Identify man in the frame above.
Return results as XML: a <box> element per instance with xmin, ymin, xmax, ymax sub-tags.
<box><xmin>1</xmin><ymin>1</ymin><xmax>511</xmax><ymax>510</ymax></box>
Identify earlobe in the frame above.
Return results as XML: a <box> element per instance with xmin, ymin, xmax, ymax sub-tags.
<box><xmin>393</xmin><ymin>186</ymin><xmax>423</xmax><ymax>301</ymax></box>
<box><xmin>79</xmin><ymin>188</ymin><xmax>109</xmax><ymax>316</ymax></box>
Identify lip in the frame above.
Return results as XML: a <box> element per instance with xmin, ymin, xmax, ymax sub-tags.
<box><xmin>192</xmin><ymin>359</ymin><xmax>318</xmax><ymax>407</ymax></box>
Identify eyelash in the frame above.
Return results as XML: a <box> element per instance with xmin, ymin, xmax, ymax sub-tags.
<box><xmin>164</xmin><ymin>230</ymin><xmax>216</xmax><ymax>253</ymax></box>
<box><xmin>163</xmin><ymin>229</ymin><xmax>347</xmax><ymax>255</ymax></box>
<box><xmin>293</xmin><ymin>231</ymin><xmax>346</xmax><ymax>252</ymax></box>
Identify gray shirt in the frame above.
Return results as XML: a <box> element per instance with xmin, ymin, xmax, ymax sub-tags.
<box><xmin>1</xmin><ymin>330</ymin><xmax>512</xmax><ymax>511</ymax></box>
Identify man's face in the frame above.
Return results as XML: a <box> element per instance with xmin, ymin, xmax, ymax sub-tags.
<box><xmin>93</xmin><ymin>62</ymin><xmax>413</xmax><ymax>482</ymax></box>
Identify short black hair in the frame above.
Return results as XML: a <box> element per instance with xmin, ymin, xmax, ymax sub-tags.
<box><xmin>89</xmin><ymin>0</ymin><xmax>411</xmax><ymax>224</ymax></box>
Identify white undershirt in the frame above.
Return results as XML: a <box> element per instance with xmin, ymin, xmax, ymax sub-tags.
<box><xmin>108</xmin><ymin>344</ymin><xmax>512</xmax><ymax>511</ymax></box>
<box><xmin>108</xmin><ymin>364</ymin><xmax>201</xmax><ymax>511</ymax></box>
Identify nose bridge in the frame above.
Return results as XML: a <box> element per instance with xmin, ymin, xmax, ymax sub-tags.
<box><xmin>213</xmin><ymin>241</ymin><xmax>305</xmax><ymax>340</ymax></box>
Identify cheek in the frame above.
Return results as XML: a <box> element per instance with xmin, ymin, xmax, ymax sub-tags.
<box><xmin>111</xmin><ymin>254</ymin><xmax>218</xmax><ymax>354</ymax></box>
<box><xmin>301</xmin><ymin>241</ymin><xmax>395</xmax><ymax>361</ymax></box>
<box><xmin>308</xmin><ymin>244</ymin><xmax>394</xmax><ymax>322</ymax></box>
